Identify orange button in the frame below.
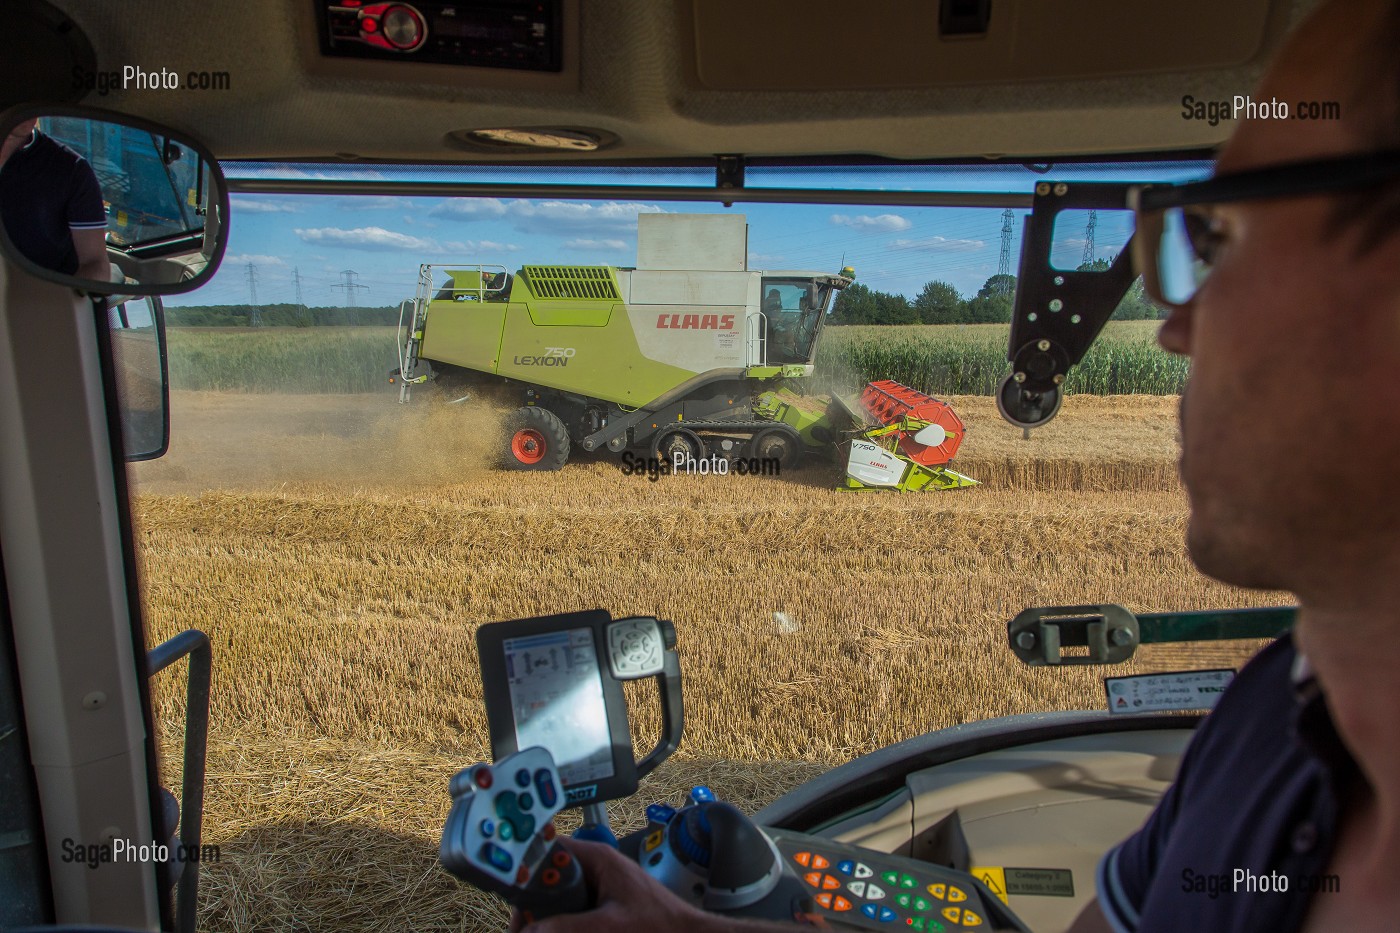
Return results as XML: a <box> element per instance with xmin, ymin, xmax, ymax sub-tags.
<box><xmin>542</xmin><ymin>822</ymin><xmax>556</xmax><ymax>841</ymax></box>
<box><xmin>551</xmin><ymin>850</ymin><xmax>571</xmax><ymax>868</ymax></box>
<box><xmin>516</xmin><ymin>866</ymin><xmax>530</xmax><ymax>885</ymax></box>
<box><xmin>541</xmin><ymin>868</ymin><xmax>560</xmax><ymax>886</ymax></box>
<box><xmin>822</xmin><ymin>875</ymin><xmax>842</xmax><ymax>890</ymax></box>
<box><xmin>805</xmin><ymin>871</ymin><xmax>823</xmax><ymax>888</ymax></box>
<box><xmin>816</xmin><ymin>893</ymin><xmax>833</xmax><ymax>909</ymax></box>
<box><xmin>794</xmin><ymin>852</ymin><xmax>812</xmax><ymax>867</ymax></box>
<box><xmin>833</xmin><ymin>896</ymin><xmax>852</xmax><ymax>911</ymax></box>
<box><xmin>811</xmin><ymin>855</ymin><xmax>830</xmax><ymax>870</ymax></box>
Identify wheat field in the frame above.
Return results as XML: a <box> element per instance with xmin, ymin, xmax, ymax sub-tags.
<box><xmin>128</xmin><ymin>389</ymin><xmax>1282</xmax><ymax>932</ymax></box>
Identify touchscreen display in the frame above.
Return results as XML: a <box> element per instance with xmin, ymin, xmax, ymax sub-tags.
<box><xmin>503</xmin><ymin>628</ymin><xmax>615</xmax><ymax>786</ymax></box>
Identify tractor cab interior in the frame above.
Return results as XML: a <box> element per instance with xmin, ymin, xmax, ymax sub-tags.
<box><xmin>0</xmin><ymin>1</ymin><xmax>1330</xmax><ymax>932</ymax></box>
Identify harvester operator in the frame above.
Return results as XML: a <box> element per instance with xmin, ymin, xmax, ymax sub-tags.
<box><xmin>515</xmin><ymin>1</ymin><xmax>1400</xmax><ymax>931</ymax></box>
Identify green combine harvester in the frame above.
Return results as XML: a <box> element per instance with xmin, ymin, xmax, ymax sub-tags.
<box><xmin>394</xmin><ymin>213</ymin><xmax>976</xmax><ymax>491</ymax></box>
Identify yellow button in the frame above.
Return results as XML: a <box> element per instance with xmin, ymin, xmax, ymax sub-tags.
<box><xmin>928</xmin><ymin>883</ymin><xmax>946</xmax><ymax>899</ymax></box>
<box><xmin>962</xmin><ymin>910</ymin><xmax>982</xmax><ymax>927</ymax></box>
<box><xmin>943</xmin><ymin>907</ymin><xmax>963</xmax><ymax>923</ymax></box>
<box><xmin>947</xmin><ymin>886</ymin><xmax>967</xmax><ymax>902</ymax></box>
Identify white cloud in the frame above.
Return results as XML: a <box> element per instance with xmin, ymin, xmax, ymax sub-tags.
<box><xmin>337</xmin><ymin>196</ymin><xmax>417</xmax><ymax>211</ymax></box>
<box><xmin>748</xmin><ymin>252</ymin><xmax>783</xmax><ymax>264</ymax></box>
<box><xmin>295</xmin><ymin>226</ymin><xmax>439</xmax><ymax>252</ymax></box>
<box><xmin>224</xmin><ymin>253</ymin><xmax>287</xmax><ymax>267</ymax></box>
<box><xmin>890</xmin><ymin>235</ymin><xmax>985</xmax><ymax>253</ymax></box>
<box><xmin>830</xmin><ymin>213</ymin><xmax>912</xmax><ymax>232</ymax></box>
<box><xmin>564</xmin><ymin>238</ymin><xmax>628</xmax><ymax>251</ymax></box>
<box><xmin>429</xmin><ymin>198</ymin><xmax>668</xmax><ymax>234</ymax></box>
<box><xmin>293</xmin><ymin>225</ymin><xmax>522</xmax><ymax>255</ymax></box>
<box><xmin>230</xmin><ymin>197</ymin><xmax>301</xmax><ymax>214</ymax></box>
<box><xmin>428</xmin><ymin>198</ymin><xmax>510</xmax><ymax>220</ymax></box>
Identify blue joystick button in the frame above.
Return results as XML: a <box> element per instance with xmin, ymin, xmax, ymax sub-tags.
<box><xmin>837</xmin><ymin>860</ymin><xmax>855</xmax><ymax>875</ymax></box>
<box><xmin>646</xmin><ymin>803</ymin><xmax>677</xmax><ymax>825</ymax></box>
<box><xmin>515</xmin><ymin>768</ymin><xmax>531</xmax><ymax>788</ymax></box>
<box><xmin>534</xmin><ymin>769</ymin><xmax>558</xmax><ymax>808</ymax></box>
<box><xmin>689</xmin><ymin>786</ymin><xmax>716</xmax><ymax>804</ymax></box>
<box><xmin>862</xmin><ymin>904</ymin><xmax>879</xmax><ymax>920</ymax></box>
<box><xmin>482</xmin><ymin>842</ymin><xmax>514</xmax><ymax>873</ymax></box>
<box><xmin>878</xmin><ymin>906</ymin><xmax>896</xmax><ymax>922</ymax></box>
<box><xmin>479</xmin><ymin>819</ymin><xmax>495</xmax><ymax>837</ymax></box>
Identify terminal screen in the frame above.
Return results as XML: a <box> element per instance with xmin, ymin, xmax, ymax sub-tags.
<box><xmin>503</xmin><ymin>628</ymin><xmax>615</xmax><ymax>786</ymax></box>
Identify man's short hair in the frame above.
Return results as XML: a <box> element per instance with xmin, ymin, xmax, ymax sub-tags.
<box><xmin>1330</xmin><ymin>0</ymin><xmax>1400</xmax><ymax>249</ymax></box>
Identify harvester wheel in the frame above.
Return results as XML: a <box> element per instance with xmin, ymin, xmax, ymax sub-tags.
<box><xmin>750</xmin><ymin>427</ymin><xmax>803</xmax><ymax>470</ymax></box>
<box><xmin>505</xmin><ymin>406</ymin><xmax>570</xmax><ymax>471</ymax></box>
<box><xmin>651</xmin><ymin>427</ymin><xmax>705</xmax><ymax>466</ymax></box>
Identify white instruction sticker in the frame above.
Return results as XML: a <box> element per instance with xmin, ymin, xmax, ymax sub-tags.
<box><xmin>1104</xmin><ymin>669</ymin><xmax>1235</xmax><ymax>714</ymax></box>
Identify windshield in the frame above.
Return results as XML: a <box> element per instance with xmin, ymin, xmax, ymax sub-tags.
<box><xmin>123</xmin><ymin>161</ymin><xmax>1283</xmax><ymax>932</ymax></box>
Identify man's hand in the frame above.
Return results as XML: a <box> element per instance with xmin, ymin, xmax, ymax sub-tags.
<box><xmin>509</xmin><ymin>838</ymin><xmax>710</xmax><ymax>933</ymax></box>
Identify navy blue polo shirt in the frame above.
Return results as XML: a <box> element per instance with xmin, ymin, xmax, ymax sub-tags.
<box><xmin>0</xmin><ymin>129</ymin><xmax>107</xmax><ymax>275</ymax></box>
<box><xmin>1097</xmin><ymin>633</ymin><xmax>1358</xmax><ymax>932</ymax></box>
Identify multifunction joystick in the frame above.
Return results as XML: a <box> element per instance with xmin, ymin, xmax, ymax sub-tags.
<box><xmin>439</xmin><ymin>747</ymin><xmax>588</xmax><ymax>922</ymax></box>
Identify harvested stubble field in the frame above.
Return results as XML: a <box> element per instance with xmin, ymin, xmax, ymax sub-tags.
<box><xmin>128</xmin><ymin>386</ymin><xmax>1283</xmax><ymax>932</ymax></box>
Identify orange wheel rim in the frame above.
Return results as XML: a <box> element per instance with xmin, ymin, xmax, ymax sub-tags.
<box><xmin>511</xmin><ymin>428</ymin><xmax>547</xmax><ymax>464</ymax></box>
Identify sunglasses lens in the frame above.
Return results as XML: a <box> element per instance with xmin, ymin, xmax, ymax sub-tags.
<box><xmin>1157</xmin><ymin>207</ymin><xmax>1213</xmax><ymax>306</ymax></box>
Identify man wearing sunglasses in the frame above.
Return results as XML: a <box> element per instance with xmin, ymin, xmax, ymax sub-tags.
<box><xmin>512</xmin><ymin>1</ymin><xmax>1400</xmax><ymax>931</ymax></box>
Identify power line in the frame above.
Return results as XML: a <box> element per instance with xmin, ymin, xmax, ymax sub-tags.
<box><xmin>331</xmin><ymin>269</ymin><xmax>370</xmax><ymax>308</ymax></box>
<box><xmin>245</xmin><ymin>263</ymin><xmax>262</xmax><ymax>327</ymax></box>
<box><xmin>995</xmin><ymin>208</ymin><xmax>1014</xmax><ymax>295</ymax></box>
<box><xmin>1083</xmin><ymin>209</ymin><xmax>1098</xmax><ymax>266</ymax></box>
<box><xmin>292</xmin><ymin>267</ymin><xmax>308</xmax><ymax>324</ymax></box>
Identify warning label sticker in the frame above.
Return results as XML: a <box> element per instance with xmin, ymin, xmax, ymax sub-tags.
<box><xmin>1105</xmin><ymin>669</ymin><xmax>1235</xmax><ymax>715</ymax></box>
<box><xmin>970</xmin><ymin>866</ymin><xmax>1008</xmax><ymax>904</ymax></box>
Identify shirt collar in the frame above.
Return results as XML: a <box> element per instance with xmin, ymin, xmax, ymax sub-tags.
<box><xmin>1289</xmin><ymin>637</ymin><xmax>1358</xmax><ymax>782</ymax></box>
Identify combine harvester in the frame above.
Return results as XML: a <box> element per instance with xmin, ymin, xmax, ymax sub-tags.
<box><xmin>394</xmin><ymin>213</ymin><xmax>975</xmax><ymax>491</ymax></box>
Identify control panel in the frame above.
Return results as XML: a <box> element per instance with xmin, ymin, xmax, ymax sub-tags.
<box><xmin>766</xmin><ymin>829</ymin><xmax>1031</xmax><ymax>932</ymax></box>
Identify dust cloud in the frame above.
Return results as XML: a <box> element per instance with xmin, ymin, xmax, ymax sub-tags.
<box><xmin>130</xmin><ymin>389</ymin><xmax>508</xmax><ymax>494</ymax></box>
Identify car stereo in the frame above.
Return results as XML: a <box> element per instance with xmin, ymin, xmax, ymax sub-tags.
<box><xmin>315</xmin><ymin>0</ymin><xmax>564</xmax><ymax>70</ymax></box>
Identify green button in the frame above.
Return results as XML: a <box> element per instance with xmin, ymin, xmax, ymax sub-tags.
<box><xmin>882</xmin><ymin>871</ymin><xmax>901</xmax><ymax>886</ymax></box>
<box><xmin>896</xmin><ymin>893</ymin><xmax>912</xmax><ymax>908</ymax></box>
<box><xmin>901</xmin><ymin>874</ymin><xmax>917</xmax><ymax>889</ymax></box>
<box><xmin>928</xmin><ymin>923</ymin><xmax>945</xmax><ymax>932</ymax></box>
<box><xmin>914</xmin><ymin>897</ymin><xmax>931</xmax><ymax>911</ymax></box>
<box><xmin>498</xmin><ymin>822</ymin><xmax>513</xmax><ymax>841</ymax></box>
<box><xmin>910</xmin><ymin>920</ymin><xmax>926</xmax><ymax>931</ymax></box>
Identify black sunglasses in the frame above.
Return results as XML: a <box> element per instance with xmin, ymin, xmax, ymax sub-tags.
<box><xmin>1129</xmin><ymin>150</ymin><xmax>1400</xmax><ymax>308</ymax></box>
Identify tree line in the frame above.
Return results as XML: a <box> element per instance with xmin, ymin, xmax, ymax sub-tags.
<box><xmin>165</xmin><ymin>304</ymin><xmax>402</xmax><ymax>326</ymax></box>
<box><xmin>829</xmin><ymin>263</ymin><xmax>1165</xmax><ymax>326</ymax></box>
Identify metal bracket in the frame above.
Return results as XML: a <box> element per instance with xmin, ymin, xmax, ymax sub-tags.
<box><xmin>1008</xmin><ymin>604</ymin><xmax>1139</xmax><ymax>666</ymax></box>
<box><xmin>1008</xmin><ymin>605</ymin><xmax>1297</xmax><ymax>667</ymax></box>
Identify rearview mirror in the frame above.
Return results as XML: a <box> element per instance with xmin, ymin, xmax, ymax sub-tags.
<box><xmin>0</xmin><ymin>104</ymin><xmax>228</xmax><ymax>296</ymax></box>
<box><xmin>107</xmin><ymin>294</ymin><xmax>169</xmax><ymax>461</ymax></box>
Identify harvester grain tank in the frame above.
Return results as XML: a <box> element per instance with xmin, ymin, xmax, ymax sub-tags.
<box><xmin>394</xmin><ymin>213</ymin><xmax>975</xmax><ymax>491</ymax></box>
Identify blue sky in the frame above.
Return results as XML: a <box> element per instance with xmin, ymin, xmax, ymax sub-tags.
<box><xmin>174</xmin><ymin>161</ymin><xmax>1208</xmax><ymax>309</ymax></box>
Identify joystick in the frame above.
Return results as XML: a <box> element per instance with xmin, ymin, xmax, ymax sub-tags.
<box><xmin>439</xmin><ymin>747</ymin><xmax>589</xmax><ymax>923</ymax></box>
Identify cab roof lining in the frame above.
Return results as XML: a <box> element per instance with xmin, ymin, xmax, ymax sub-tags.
<box><xmin>49</xmin><ymin>0</ymin><xmax>1320</xmax><ymax>165</ymax></box>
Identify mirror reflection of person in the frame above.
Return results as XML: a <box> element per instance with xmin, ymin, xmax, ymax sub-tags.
<box><xmin>0</xmin><ymin>118</ymin><xmax>111</xmax><ymax>280</ymax></box>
